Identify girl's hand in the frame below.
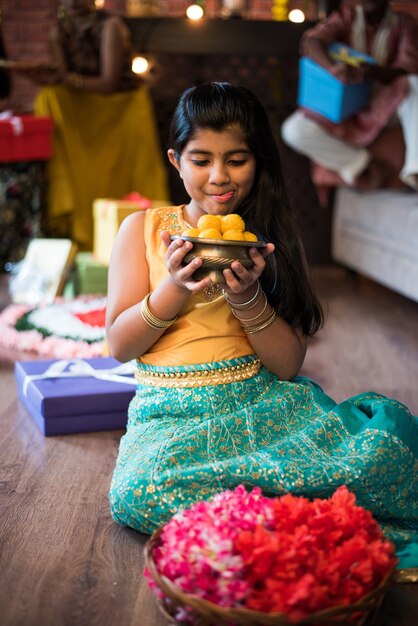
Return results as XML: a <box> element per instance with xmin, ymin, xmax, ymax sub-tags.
<box><xmin>161</xmin><ymin>231</ymin><xmax>213</xmax><ymax>294</ymax></box>
<box><xmin>222</xmin><ymin>243</ymin><xmax>275</xmax><ymax>295</ymax></box>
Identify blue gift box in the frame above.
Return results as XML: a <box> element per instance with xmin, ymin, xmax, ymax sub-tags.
<box><xmin>14</xmin><ymin>357</ymin><xmax>137</xmax><ymax>436</ymax></box>
<box><xmin>297</xmin><ymin>43</ymin><xmax>376</xmax><ymax>123</ymax></box>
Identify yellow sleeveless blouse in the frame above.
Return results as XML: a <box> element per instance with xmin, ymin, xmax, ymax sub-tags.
<box><xmin>139</xmin><ymin>206</ymin><xmax>253</xmax><ymax>366</ymax></box>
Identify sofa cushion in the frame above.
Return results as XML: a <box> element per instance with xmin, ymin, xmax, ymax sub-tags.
<box><xmin>332</xmin><ymin>187</ymin><xmax>418</xmax><ymax>302</ymax></box>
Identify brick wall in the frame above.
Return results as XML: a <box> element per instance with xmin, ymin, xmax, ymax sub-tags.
<box><xmin>1</xmin><ymin>0</ymin><xmax>277</xmax><ymax>112</ymax></box>
<box><xmin>1</xmin><ymin>0</ymin><xmax>417</xmax><ymax>111</ymax></box>
<box><xmin>2</xmin><ymin>0</ymin><xmax>416</xmax><ymax>264</ymax></box>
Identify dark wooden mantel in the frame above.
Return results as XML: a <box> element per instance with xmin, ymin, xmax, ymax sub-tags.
<box><xmin>125</xmin><ymin>17</ymin><xmax>314</xmax><ymax>56</ymax></box>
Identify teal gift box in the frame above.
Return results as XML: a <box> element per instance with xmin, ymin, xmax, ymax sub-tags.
<box><xmin>297</xmin><ymin>43</ymin><xmax>376</xmax><ymax>123</ymax></box>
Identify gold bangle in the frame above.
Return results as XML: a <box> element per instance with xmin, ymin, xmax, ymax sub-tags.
<box><xmin>67</xmin><ymin>72</ymin><xmax>83</xmax><ymax>89</ymax></box>
<box><xmin>243</xmin><ymin>309</ymin><xmax>277</xmax><ymax>335</ymax></box>
<box><xmin>224</xmin><ymin>281</ymin><xmax>261</xmax><ymax>310</ymax></box>
<box><xmin>140</xmin><ymin>293</ymin><xmax>178</xmax><ymax>330</ymax></box>
<box><xmin>232</xmin><ymin>292</ymin><xmax>268</xmax><ymax>323</ymax></box>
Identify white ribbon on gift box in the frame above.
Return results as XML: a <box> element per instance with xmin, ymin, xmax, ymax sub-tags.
<box><xmin>22</xmin><ymin>359</ymin><xmax>138</xmax><ymax>397</ymax></box>
<box><xmin>0</xmin><ymin>110</ymin><xmax>24</xmax><ymax>135</ymax></box>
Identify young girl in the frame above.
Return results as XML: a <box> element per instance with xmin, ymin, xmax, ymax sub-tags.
<box><xmin>107</xmin><ymin>82</ymin><xmax>417</xmax><ymax>568</ymax></box>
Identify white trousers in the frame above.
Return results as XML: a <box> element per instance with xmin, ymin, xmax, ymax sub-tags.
<box><xmin>281</xmin><ymin>75</ymin><xmax>418</xmax><ymax>189</ymax></box>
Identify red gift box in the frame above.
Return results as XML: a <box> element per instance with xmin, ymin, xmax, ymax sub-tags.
<box><xmin>0</xmin><ymin>115</ymin><xmax>53</xmax><ymax>163</ymax></box>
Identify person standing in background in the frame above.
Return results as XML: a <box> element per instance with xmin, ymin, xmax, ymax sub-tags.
<box><xmin>15</xmin><ymin>0</ymin><xmax>169</xmax><ymax>250</ymax></box>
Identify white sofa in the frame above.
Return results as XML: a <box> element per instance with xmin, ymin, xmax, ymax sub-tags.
<box><xmin>332</xmin><ymin>187</ymin><xmax>418</xmax><ymax>303</ymax></box>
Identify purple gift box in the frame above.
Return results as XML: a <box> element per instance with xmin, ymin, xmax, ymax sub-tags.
<box><xmin>15</xmin><ymin>357</ymin><xmax>137</xmax><ymax>436</ymax></box>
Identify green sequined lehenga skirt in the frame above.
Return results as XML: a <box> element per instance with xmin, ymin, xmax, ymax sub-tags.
<box><xmin>109</xmin><ymin>356</ymin><xmax>418</xmax><ymax>568</ymax></box>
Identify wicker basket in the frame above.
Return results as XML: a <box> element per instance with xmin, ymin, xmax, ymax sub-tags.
<box><xmin>145</xmin><ymin>528</ymin><xmax>394</xmax><ymax>626</ymax></box>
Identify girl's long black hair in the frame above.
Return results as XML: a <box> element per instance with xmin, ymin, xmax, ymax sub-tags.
<box><xmin>170</xmin><ymin>82</ymin><xmax>323</xmax><ymax>336</ymax></box>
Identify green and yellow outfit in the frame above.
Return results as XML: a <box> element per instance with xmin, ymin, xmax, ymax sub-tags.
<box><xmin>109</xmin><ymin>206</ymin><xmax>418</xmax><ymax>570</ymax></box>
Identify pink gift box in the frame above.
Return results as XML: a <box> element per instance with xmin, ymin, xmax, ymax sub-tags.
<box><xmin>15</xmin><ymin>357</ymin><xmax>136</xmax><ymax>436</ymax></box>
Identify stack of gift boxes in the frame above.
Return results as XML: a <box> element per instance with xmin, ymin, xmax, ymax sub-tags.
<box><xmin>67</xmin><ymin>194</ymin><xmax>165</xmax><ymax>297</ymax></box>
<box><xmin>0</xmin><ymin>117</ymin><xmax>141</xmax><ymax>434</ymax></box>
<box><xmin>14</xmin><ymin>193</ymin><xmax>167</xmax><ymax>436</ymax></box>
<box><xmin>3</xmin><ymin>111</ymin><xmax>169</xmax><ymax>436</ymax></box>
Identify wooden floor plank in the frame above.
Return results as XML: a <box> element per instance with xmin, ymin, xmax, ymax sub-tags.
<box><xmin>0</xmin><ymin>266</ymin><xmax>417</xmax><ymax>626</ymax></box>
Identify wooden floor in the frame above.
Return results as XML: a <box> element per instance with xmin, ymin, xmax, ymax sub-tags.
<box><xmin>0</xmin><ymin>265</ymin><xmax>417</xmax><ymax>626</ymax></box>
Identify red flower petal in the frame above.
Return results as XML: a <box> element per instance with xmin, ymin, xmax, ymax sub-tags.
<box><xmin>73</xmin><ymin>307</ymin><xmax>106</xmax><ymax>327</ymax></box>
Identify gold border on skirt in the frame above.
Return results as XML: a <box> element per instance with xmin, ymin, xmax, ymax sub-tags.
<box><xmin>134</xmin><ymin>359</ymin><xmax>261</xmax><ymax>388</ymax></box>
